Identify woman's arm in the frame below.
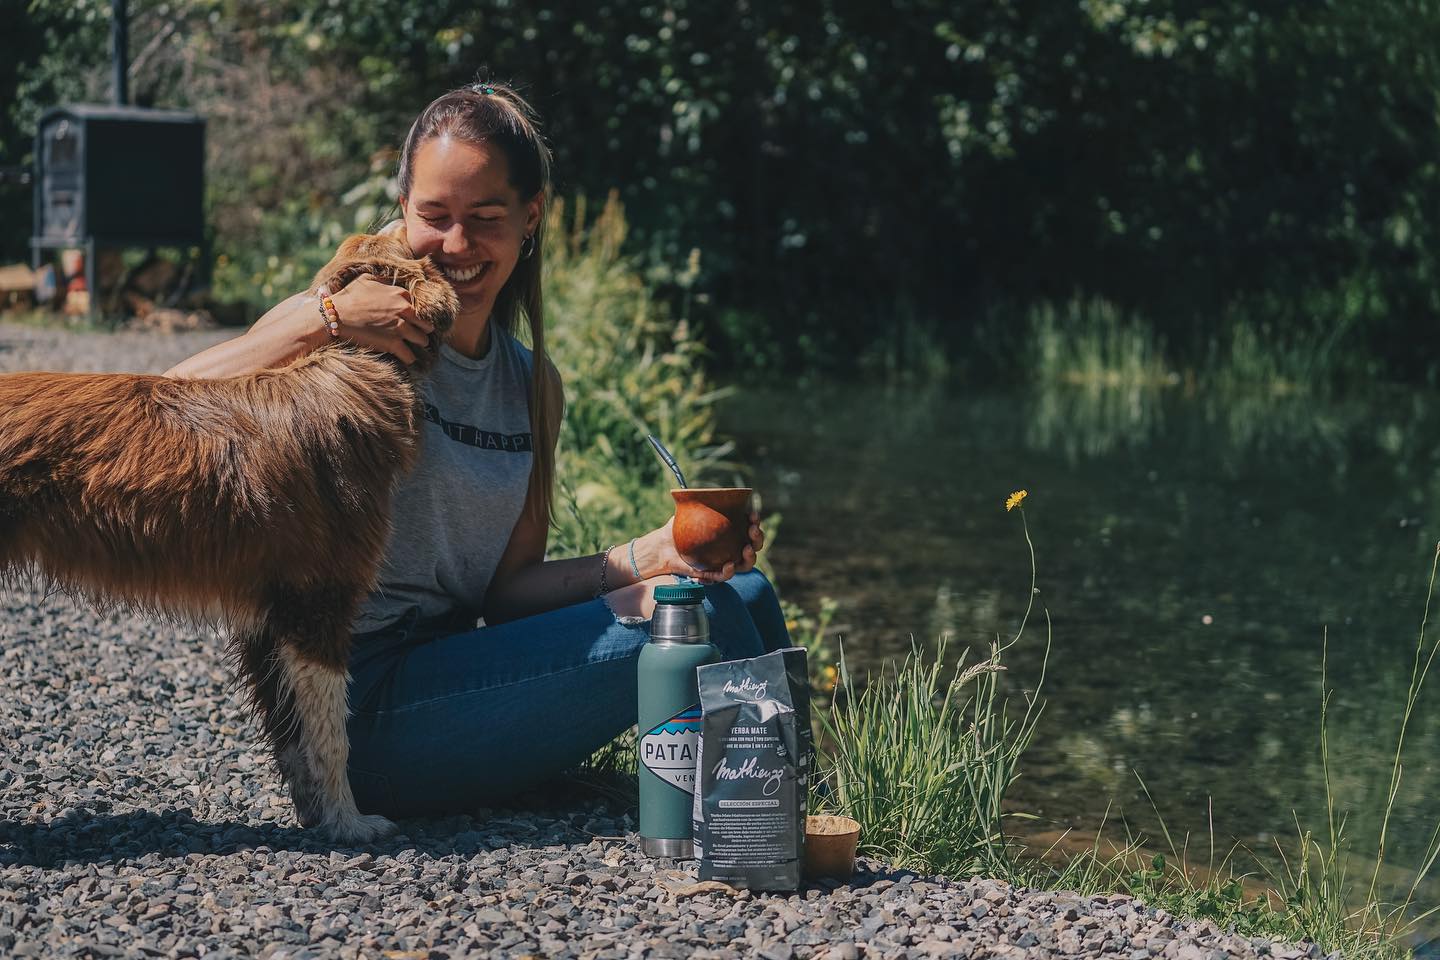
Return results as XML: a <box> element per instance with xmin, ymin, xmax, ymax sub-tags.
<box><xmin>480</xmin><ymin>521</ymin><xmax>613</xmax><ymax>626</ymax></box>
<box><xmin>163</xmin><ymin>278</ymin><xmax>432</xmax><ymax>380</ymax></box>
<box><xmin>481</xmin><ymin>367</ymin><xmax>593</xmax><ymax>624</ymax></box>
<box><xmin>482</xmin><ymin>511</ymin><xmax>763</xmax><ymax>625</ymax></box>
<box><xmin>164</xmin><ymin>293</ymin><xmax>328</xmax><ymax>378</ymax></box>
<box><xmin>482</xmin><ymin>370</ymin><xmax>764</xmax><ymax>623</ymax></box>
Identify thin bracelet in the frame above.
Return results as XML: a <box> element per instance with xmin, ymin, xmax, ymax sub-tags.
<box><xmin>627</xmin><ymin>538</ymin><xmax>642</xmax><ymax>579</ymax></box>
<box><xmin>596</xmin><ymin>545</ymin><xmax>616</xmax><ymax>597</ymax></box>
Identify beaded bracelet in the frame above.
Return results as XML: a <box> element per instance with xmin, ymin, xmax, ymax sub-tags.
<box><xmin>315</xmin><ymin>285</ymin><xmax>340</xmax><ymax>338</ymax></box>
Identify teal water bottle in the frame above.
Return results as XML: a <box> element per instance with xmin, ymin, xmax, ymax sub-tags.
<box><xmin>638</xmin><ymin>583</ymin><xmax>719</xmax><ymax>858</ymax></box>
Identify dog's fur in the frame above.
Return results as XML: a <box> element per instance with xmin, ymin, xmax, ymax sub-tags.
<box><xmin>0</xmin><ymin>233</ymin><xmax>458</xmax><ymax>843</ymax></box>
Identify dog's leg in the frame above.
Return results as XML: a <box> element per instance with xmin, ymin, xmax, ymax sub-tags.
<box><xmin>275</xmin><ymin>742</ymin><xmax>325</xmax><ymax>827</ymax></box>
<box><xmin>237</xmin><ymin>588</ymin><xmax>396</xmax><ymax>845</ymax></box>
<box><xmin>277</xmin><ymin>644</ymin><xmax>395</xmax><ymax>844</ymax></box>
<box><xmin>233</xmin><ymin>623</ymin><xmax>328</xmax><ymax>829</ymax></box>
<box><xmin>0</xmin><ymin>495</ymin><xmax>20</xmax><ymax>574</ymax></box>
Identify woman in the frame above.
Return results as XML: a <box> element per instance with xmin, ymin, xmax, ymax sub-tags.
<box><xmin>165</xmin><ymin>82</ymin><xmax>791</xmax><ymax>819</ymax></box>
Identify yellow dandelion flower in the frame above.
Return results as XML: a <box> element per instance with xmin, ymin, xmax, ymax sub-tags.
<box><xmin>1005</xmin><ymin>489</ymin><xmax>1028</xmax><ymax>512</ymax></box>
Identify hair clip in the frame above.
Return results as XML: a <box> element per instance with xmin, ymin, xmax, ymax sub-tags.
<box><xmin>477</xmin><ymin>84</ymin><xmax>496</xmax><ymax>95</ymax></box>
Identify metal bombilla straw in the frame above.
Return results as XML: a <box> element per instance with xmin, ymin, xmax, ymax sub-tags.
<box><xmin>646</xmin><ymin>434</ymin><xmax>688</xmax><ymax>489</ymax></box>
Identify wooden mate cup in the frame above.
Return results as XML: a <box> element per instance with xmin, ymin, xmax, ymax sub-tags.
<box><xmin>670</xmin><ymin>487</ymin><xmax>753</xmax><ymax>570</ymax></box>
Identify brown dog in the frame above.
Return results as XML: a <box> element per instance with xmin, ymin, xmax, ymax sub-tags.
<box><xmin>0</xmin><ymin>233</ymin><xmax>457</xmax><ymax>843</ymax></box>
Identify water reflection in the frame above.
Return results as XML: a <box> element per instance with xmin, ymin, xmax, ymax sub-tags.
<box><xmin>1029</xmin><ymin>380</ymin><xmax>1164</xmax><ymax>461</ymax></box>
<box><xmin>722</xmin><ymin>377</ymin><xmax>1440</xmax><ymax>925</ymax></box>
<box><xmin>1028</xmin><ymin>375</ymin><xmax>1398</xmax><ymax>472</ymax></box>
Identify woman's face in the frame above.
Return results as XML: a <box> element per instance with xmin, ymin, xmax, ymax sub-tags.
<box><xmin>400</xmin><ymin>135</ymin><xmax>541</xmax><ymax>317</ymax></box>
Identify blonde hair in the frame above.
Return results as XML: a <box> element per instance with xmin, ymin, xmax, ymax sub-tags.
<box><xmin>395</xmin><ymin>81</ymin><xmax>562</xmax><ymax>525</ymax></box>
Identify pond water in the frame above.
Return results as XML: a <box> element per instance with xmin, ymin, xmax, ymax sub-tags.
<box><xmin>721</xmin><ymin>378</ymin><xmax>1440</xmax><ymax>930</ymax></box>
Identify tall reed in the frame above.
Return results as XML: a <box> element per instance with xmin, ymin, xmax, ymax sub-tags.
<box><xmin>1029</xmin><ymin>298</ymin><xmax>1173</xmax><ymax>388</ymax></box>
<box><xmin>1266</xmin><ymin>543</ymin><xmax>1440</xmax><ymax>956</ymax></box>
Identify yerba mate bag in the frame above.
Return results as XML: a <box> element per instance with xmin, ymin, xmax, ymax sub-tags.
<box><xmin>692</xmin><ymin>647</ymin><xmax>813</xmax><ymax>890</ymax></box>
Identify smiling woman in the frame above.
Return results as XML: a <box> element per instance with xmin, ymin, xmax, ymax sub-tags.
<box><xmin>396</xmin><ymin>104</ymin><xmax>543</xmax><ymax>348</ymax></box>
<box><xmin>162</xmin><ymin>80</ymin><xmax>792</xmax><ymax>826</ymax></box>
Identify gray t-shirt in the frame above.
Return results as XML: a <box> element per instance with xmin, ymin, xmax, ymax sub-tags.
<box><xmin>351</xmin><ymin>327</ymin><xmax>535</xmax><ymax>633</ymax></box>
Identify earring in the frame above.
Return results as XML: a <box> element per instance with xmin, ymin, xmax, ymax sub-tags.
<box><xmin>520</xmin><ymin>234</ymin><xmax>537</xmax><ymax>260</ymax></box>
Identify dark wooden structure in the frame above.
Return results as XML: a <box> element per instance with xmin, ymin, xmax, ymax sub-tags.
<box><xmin>30</xmin><ymin>105</ymin><xmax>206</xmax><ymax>313</ymax></box>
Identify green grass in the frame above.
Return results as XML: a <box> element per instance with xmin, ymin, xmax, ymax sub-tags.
<box><xmin>814</xmin><ymin>634</ymin><xmax>1045</xmax><ymax>875</ymax></box>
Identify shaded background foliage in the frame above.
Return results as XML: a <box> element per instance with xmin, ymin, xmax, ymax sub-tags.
<box><xmin>5</xmin><ymin>0</ymin><xmax>1440</xmax><ymax>377</ymax></box>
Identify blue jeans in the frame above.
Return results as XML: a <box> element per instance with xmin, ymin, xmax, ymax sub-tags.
<box><xmin>345</xmin><ymin>569</ymin><xmax>791</xmax><ymax>818</ymax></box>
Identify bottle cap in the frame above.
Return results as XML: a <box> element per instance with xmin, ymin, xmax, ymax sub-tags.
<box><xmin>654</xmin><ymin>583</ymin><xmax>705</xmax><ymax>605</ymax></box>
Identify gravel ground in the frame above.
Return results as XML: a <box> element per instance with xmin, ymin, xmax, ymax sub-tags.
<box><xmin>0</xmin><ymin>324</ymin><xmax>1323</xmax><ymax>959</ymax></box>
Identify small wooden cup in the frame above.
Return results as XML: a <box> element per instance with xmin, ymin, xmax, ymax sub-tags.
<box><xmin>670</xmin><ymin>487</ymin><xmax>753</xmax><ymax>571</ymax></box>
<box><xmin>804</xmin><ymin>814</ymin><xmax>862</xmax><ymax>881</ymax></box>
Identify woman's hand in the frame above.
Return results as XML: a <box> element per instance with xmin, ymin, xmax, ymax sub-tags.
<box><xmin>601</xmin><ymin>511</ymin><xmax>764</xmax><ymax>619</ymax></box>
<box><xmin>327</xmin><ymin>274</ymin><xmax>435</xmax><ymax>365</ymax></box>
<box><xmin>633</xmin><ymin>510</ymin><xmax>766</xmax><ymax>584</ymax></box>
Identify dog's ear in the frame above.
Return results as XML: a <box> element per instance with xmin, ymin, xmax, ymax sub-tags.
<box><xmin>310</xmin><ymin>235</ymin><xmax>365</xmax><ymax>294</ymax></box>
<box><xmin>345</xmin><ymin>232</ymin><xmax>414</xmax><ymax>263</ymax></box>
<box><xmin>310</xmin><ymin>234</ymin><xmax>399</xmax><ymax>299</ymax></box>
<box><xmin>311</xmin><ymin>233</ymin><xmax>413</xmax><ymax>291</ymax></box>
<box><xmin>376</xmin><ymin>219</ymin><xmax>408</xmax><ymax>245</ymax></box>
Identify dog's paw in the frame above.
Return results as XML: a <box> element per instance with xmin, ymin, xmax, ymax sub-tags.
<box><xmin>322</xmin><ymin>812</ymin><xmax>398</xmax><ymax>845</ymax></box>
